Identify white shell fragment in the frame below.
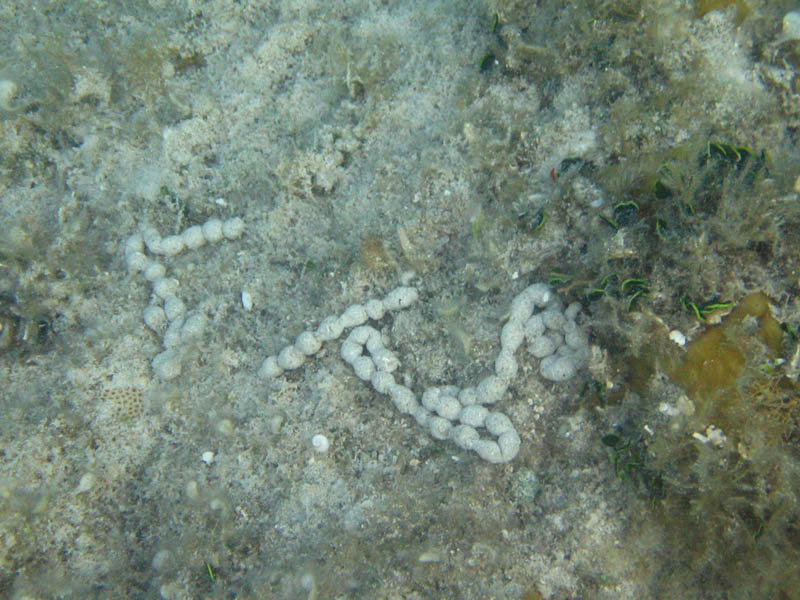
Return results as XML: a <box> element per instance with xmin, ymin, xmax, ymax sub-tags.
<box><xmin>241</xmin><ymin>289</ymin><xmax>253</xmax><ymax>311</ymax></box>
<box><xmin>669</xmin><ymin>329</ymin><xmax>687</xmax><ymax>346</ymax></box>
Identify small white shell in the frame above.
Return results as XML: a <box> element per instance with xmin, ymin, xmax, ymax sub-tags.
<box><xmin>241</xmin><ymin>289</ymin><xmax>253</xmax><ymax>311</ymax></box>
<box><xmin>76</xmin><ymin>472</ymin><xmax>95</xmax><ymax>493</ymax></box>
<box><xmin>311</xmin><ymin>434</ymin><xmax>330</xmax><ymax>453</ymax></box>
<box><xmin>669</xmin><ymin>329</ymin><xmax>687</xmax><ymax>347</ymax></box>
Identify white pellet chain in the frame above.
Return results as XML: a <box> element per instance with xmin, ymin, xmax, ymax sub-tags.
<box><xmin>125</xmin><ymin>219</ymin><xmax>589</xmax><ymax>463</ymax></box>
<box><xmin>260</xmin><ymin>281</ymin><xmax>589</xmax><ymax>464</ymax></box>
<box><xmin>124</xmin><ymin>217</ymin><xmax>244</xmax><ymax>380</ymax></box>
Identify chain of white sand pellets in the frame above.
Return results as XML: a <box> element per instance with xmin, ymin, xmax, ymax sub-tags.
<box><xmin>259</xmin><ymin>282</ymin><xmax>590</xmax><ymax>464</ymax></box>
<box><xmin>124</xmin><ymin>217</ymin><xmax>589</xmax><ymax>463</ymax></box>
<box><xmin>123</xmin><ymin>216</ymin><xmax>245</xmax><ymax>380</ymax></box>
